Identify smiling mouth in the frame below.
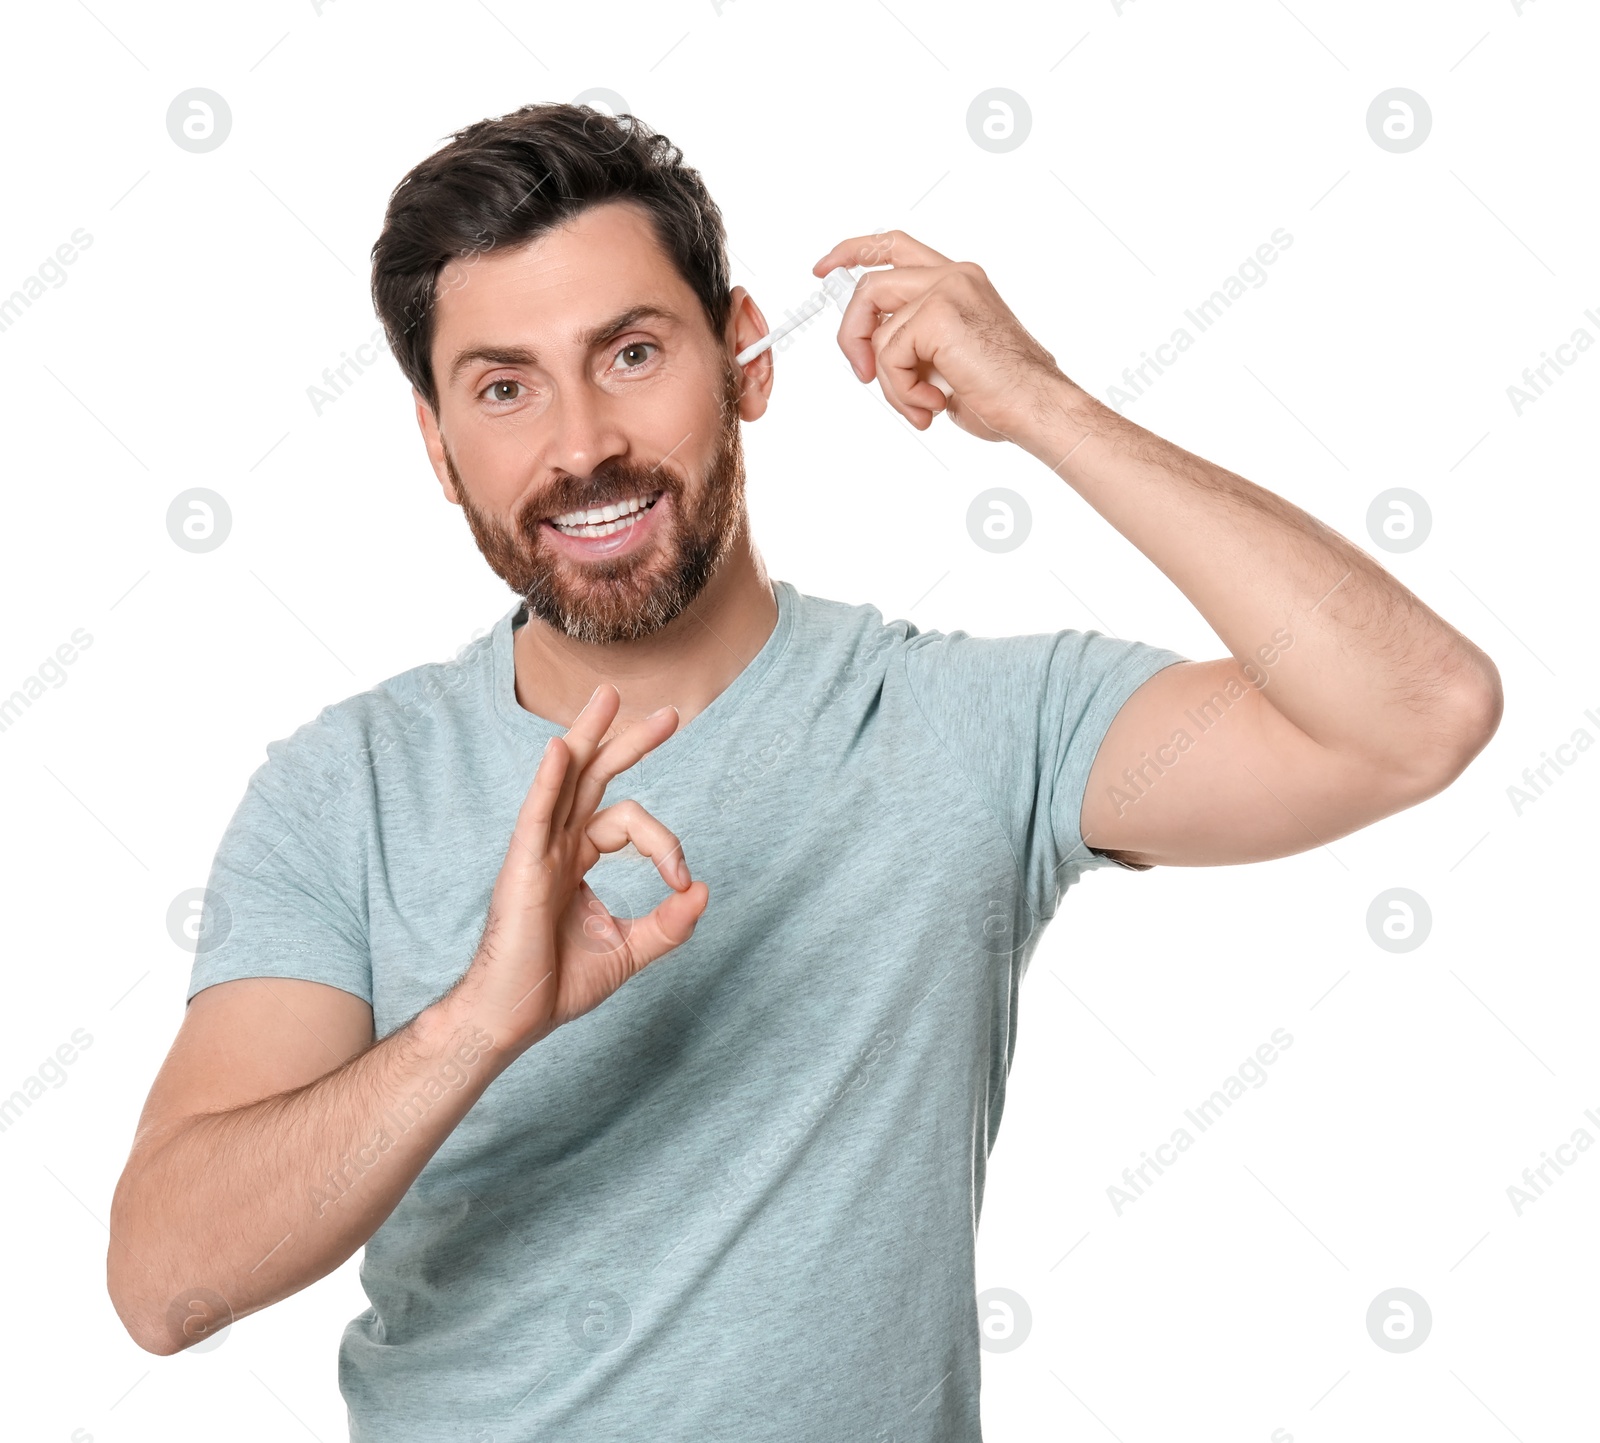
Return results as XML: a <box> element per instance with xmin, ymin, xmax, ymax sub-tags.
<box><xmin>544</xmin><ymin>490</ymin><xmax>664</xmax><ymax>539</ymax></box>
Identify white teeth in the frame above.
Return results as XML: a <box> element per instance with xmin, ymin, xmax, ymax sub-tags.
<box><xmin>550</xmin><ymin>493</ymin><xmax>654</xmax><ymax>529</ymax></box>
<box><xmin>551</xmin><ymin>492</ymin><xmax>660</xmax><ymax>538</ymax></box>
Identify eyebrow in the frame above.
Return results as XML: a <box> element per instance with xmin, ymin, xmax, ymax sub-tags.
<box><xmin>446</xmin><ymin>304</ymin><xmax>684</xmax><ymax>386</ymax></box>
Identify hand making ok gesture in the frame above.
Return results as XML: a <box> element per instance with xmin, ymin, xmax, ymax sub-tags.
<box><xmin>453</xmin><ymin>684</ymin><xmax>709</xmax><ymax>1053</ymax></box>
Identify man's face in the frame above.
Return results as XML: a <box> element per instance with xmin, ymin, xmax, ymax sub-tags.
<box><xmin>420</xmin><ymin>199</ymin><xmax>753</xmax><ymax>645</ymax></box>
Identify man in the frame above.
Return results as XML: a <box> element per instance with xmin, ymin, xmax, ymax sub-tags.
<box><xmin>107</xmin><ymin>102</ymin><xmax>1501</xmax><ymax>1440</ymax></box>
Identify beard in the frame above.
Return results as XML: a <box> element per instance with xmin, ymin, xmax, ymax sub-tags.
<box><xmin>449</xmin><ymin>359</ymin><xmax>747</xmax><ymax>646</ymax></box>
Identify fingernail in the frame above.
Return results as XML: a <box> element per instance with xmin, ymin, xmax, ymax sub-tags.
<box><xmin>647</xmin><ymin>704</ymin><xmax>676</xmax><ymax>721</ymax></box>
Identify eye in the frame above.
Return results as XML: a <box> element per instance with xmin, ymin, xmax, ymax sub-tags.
<box><xmin>613</xmin><ymin>341</ymin><xmax>658</xmax><ymax>372</ymax></box>
<box><xmin>481</xmin><ymin>378</ymin><xmax>525</xmax><ymax>406</ymax></box>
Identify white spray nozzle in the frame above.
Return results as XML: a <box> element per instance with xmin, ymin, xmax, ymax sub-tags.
<box><xmin>819</xmin><ymin>265</ymin><xmax>861</xmax><ymax>313</ymax></box>
<box><xmin>734</xmin><ymin>262</ymin><xmax>953</xmax><ymax>402</ymax></box>
<box><xmin>734</xmin><ymin>267</ymin><xmax>858</xmax><ymax>367</ymax></box>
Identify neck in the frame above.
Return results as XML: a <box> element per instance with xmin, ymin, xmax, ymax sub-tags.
<box><xmin>509</xmin><ymin>521</ymin><xmax>778</xmax><ymax>733</ymax></box>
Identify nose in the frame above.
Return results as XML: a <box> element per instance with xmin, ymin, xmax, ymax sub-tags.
<box><xmin>541</xmin><ymin>370</ymin><xmax>628</xmax><ymax>483</ymax></box>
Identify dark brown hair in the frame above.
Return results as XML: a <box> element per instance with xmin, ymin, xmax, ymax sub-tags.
<box><xmin>370</xmin><ymin>102</ymin><xmax>733</xmax><ymax>413</ymax></box>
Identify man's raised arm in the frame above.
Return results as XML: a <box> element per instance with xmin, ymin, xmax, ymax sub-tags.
<box><xmin>808</xmin><ymin>228</ymin><xmax>1502</xmax><ymax>868</ymax></box>
<box><xmin>1022</xmin><ymin>383</ymin><xmax>1502</xmax><ymax>868</ymax></box>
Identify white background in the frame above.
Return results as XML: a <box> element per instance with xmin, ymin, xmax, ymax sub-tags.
<box><xmin>1</xmin><ymin>0</ymin><xmax>1594</xmax><ymax>1439</ymax></box>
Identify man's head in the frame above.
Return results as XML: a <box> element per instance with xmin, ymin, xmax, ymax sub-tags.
<box><xmin>370</xmin><ymin>104</ymin><xmax>771</xmax><ymax>645</ymax></box>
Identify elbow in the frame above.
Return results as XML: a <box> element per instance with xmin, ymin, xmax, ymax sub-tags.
<box><xmin>1439</xmin><ymin>652</ymin><xmax>1505</xmax><ymax>780</ymax></box>
<box><xmin>106</xmin><ymin>1262</ymin><xmax>184</xmax><ymax>1357</ymax></box>
<box><xmin>107</xmin><ymin>1247</ymin><xmax>238</xmax><ymax>1358</ymax></box>
<box><xmin>120</xmin><ymin>1314</ymin><xmax>185</xmax><ymax>1358</ymax></box>
<box><xmin>106</xmin><ymin>1180</ymin><xmax>186</xmax><ymax>1357</ymax></box>
<box><xmin>1394</xmin><ymin>654</ymin><xmax>1505</xmax><ymax>802</ymax></box>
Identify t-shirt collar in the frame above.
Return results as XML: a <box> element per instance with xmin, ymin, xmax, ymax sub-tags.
<box><xmin>488</xmin><ymin>578</ymin><xmax>797</xmax><ymax>784</ymax></box>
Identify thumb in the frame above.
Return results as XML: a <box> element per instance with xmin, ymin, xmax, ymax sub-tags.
<box><xmin>620</xmin><ymin>881</ymin><xmax>709</xmax><ymax>971</ymax></box>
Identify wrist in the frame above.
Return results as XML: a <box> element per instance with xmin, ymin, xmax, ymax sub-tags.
<box><xmin>1014</xmin><ymin>373</ymin><xmax>1105</xmax><ymax>476</ymax></box>
<box><xmin>417</xmin><ymin>968</ymin><xmax>543</xmax><ymax>1076</ymax></box>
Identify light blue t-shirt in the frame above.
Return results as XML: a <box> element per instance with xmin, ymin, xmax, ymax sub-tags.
<box><xmin>188</xmin><ymin>580</ymin><xmax>1186</xmax><ymax>1441</ymax></box>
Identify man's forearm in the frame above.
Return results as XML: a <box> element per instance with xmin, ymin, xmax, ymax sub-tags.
<box><xmin>107</xmin><ymin>989</ymin><xmax>512</xmax><ymax>1355</ymax></box>
<box><xmin>1014</xmin><ymin>377</ymin><xmax>1502</xmax><ymax>778</ymax></box>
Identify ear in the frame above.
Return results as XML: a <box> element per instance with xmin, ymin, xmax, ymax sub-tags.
<box><xmin>414</xmin><ymin>391</ymin><xmax>459</xmax><ymax>503</ymax></box>
<box><xmin>724</xmin><ymin>285</ymin><xmax>774</xmax><ymax>423</ymax></box>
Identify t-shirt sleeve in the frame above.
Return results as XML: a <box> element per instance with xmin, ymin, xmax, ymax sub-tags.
<box><xmin>186</xmin><ymin>716</ymin><xmax>373</xmax><ymax>1007</ymax></box>
<box><xmin>901</xmin><ymin>625</ymin><xmax>1188</xmax><ymax>920</ymax></box>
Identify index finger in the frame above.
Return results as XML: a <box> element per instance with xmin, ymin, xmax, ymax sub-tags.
<box><xmin>811</xmin><ymin>228</ymin><xmax>952</xmax><ymax>277</ymax></box>
<box><xmin>552</xmin><ymin>684</ymin><xmax>621</xmax><ymax>831</ymax></box>
<box><xmin>567</xmin><ymin>704</ymin><xmax>680</xmax><ymax>823</ymax></box>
